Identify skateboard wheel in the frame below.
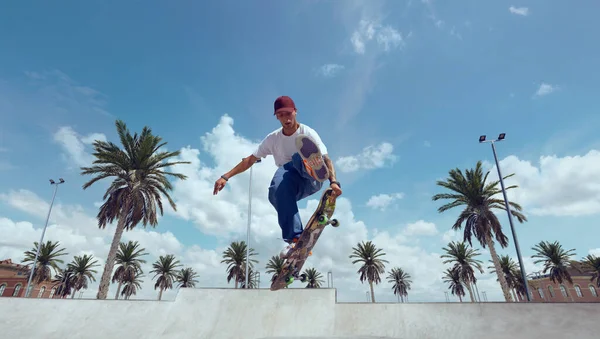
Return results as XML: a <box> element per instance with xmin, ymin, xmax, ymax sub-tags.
<box><xmin>300</xmin><ymin>273</ymin><xmax>307</xmax><ymax>282</ymax></box>
<box><xmin>330</xmin><ymin>219</ymin><xmax>339</xmax><ymax>227</ymax></box>
<box><xmin>318</xmin><ymin>214</ymin><xmax>328</xmax><ymax>224</ymax></box>
<box><xmin>285</xmin><ymin>276</ymin><xmax>294</xmax><ymax>285</ymax></box>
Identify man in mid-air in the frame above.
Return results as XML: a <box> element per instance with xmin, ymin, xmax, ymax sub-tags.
<box><xmin>213</xmin><ymin>95</ymin><xmax>342</xmax><ymax>258</ymax></box>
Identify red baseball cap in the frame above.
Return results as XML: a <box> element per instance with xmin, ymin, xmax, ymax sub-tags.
<box><xmin>274</xmin><ymin>96</ymin><xmax>296</xmax><ymax>115</ymax></box>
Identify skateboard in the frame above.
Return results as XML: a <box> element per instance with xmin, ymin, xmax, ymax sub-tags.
<box><xmin>270</xmin><ymin>187</ymin><xmax>339</xmax><ymax>291</ymax></box>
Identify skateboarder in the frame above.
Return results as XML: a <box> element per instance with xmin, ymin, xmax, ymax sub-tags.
<box><xmin>213</xmin><ymin>95</ymin><xmax>342</xmax><ymax>258</ymax></box>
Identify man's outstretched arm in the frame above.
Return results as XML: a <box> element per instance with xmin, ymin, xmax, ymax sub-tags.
<box><xmin>223</xmin><ymin>154</ymin><xmax>260</xmax><ymax>179</ymax></box>
<box><xmin>213</xmin><ymin>154</ymin><xmax>259</xmax><ymax>195</ymax></box>
<box><xmin>323</xmin><ymin>155</ymin><xmax>337</xmax><ymax>184</ymax></box>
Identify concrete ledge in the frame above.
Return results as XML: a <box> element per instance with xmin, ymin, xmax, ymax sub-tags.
<box><xmin>0</xmin><ymin>288</ymin><xmax>598</xmax><ymax>338</ymax></box>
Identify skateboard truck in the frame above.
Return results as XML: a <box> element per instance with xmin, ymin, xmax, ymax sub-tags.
<box><xmin>317</xmin><ymin>214</ymin><xmax>339</xmax><ymax>227</ymax></box>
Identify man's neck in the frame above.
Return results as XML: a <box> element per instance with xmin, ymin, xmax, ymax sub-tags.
<box><xmin>282</xmin><ymin>122</ymin><xmax>300</xmax><ymax>136</ymax></box>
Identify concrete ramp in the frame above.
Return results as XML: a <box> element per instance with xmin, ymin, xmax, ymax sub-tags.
<box><xmin>0</xmin><ymin>288</ymin><xmax>599</xmax><ymax>338</ymax></box>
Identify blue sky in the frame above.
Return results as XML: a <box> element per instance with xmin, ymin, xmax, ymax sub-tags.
<box><xmin>1</xmin><ymin>1</ymin><xmax>599</xmax><ymax>302</ymax></box>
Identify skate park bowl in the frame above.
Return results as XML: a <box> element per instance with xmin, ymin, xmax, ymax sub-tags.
<box><xmin>0</xmin><ymin>287</ymin><xmax>599</xmax><ymax>338</ymax></box>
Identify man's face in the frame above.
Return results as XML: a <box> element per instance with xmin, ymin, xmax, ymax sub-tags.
<box><xmin>275</xmin><ymin>110</ymin><xmax>296</xmax><ymax>128</ymax></box>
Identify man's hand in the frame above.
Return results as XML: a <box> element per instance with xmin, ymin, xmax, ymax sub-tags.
<box><xmin>330</xmin><ymin>182</ymin><xmax>342</xmax><ymax>197</ymax></box>
<box><xmin>213</xmin><ymin>177</ymin><xmax>227</xmax><ymax>195</ymax></box>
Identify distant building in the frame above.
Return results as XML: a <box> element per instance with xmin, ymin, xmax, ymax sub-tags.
<box><xmin>522</xmin><ymin>261</ymin><xmax>599</xmax><ymax>303</ymax></box>
<box><xmin>0</xmin><ymin>259</ymin><xmax>57</xmax><ymax>298</ymax></box>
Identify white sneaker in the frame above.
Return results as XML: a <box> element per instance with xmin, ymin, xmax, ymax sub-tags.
<box><xmin>280</xmin><ymin>242</ymin><xmax>294</xmax><ymax>258</ymax></box>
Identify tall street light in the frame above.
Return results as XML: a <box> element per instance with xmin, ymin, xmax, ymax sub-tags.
<box><xmin>479</xmin><ymin>133</ymin><xmax>531</xmax><ymax>301</ymax></box>
<box><xmin>245</xmin><ymin>158</ymin><xmax>261</xmax><ymax>289</ymax></box>
<box><xmin>25</xmin><ymin>178</ymin><xmax>65</xmax><ymax>297</ymax></box>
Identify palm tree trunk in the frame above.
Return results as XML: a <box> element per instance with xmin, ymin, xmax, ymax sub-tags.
<box><xmin>486</xmin><ymin>234</ymin><xmax>513</xmax><ymax>302</ymax></box>
<box><xmin>115</xmin><ymin>281</ymin><xmax>122</xmax><ymax>300</ymax></box>
<box><xmin>96</xmin><ymin>216</ymin><xmax>127</xmax><ymax>299</ymax></box>
<box><xmin>71</xmin><ymin>289</ymin><xmax>76</xmax><ymax>299</ymax></box>
<box><xmin>511</xmin><ymin>289</ymin><xmax>518</xmax><ymax>302</ymax></box>
<box><xmin>158</xmin><ymin>287</ymin><xmax>163</xmax><ymax>301</ymax></box>
<box><xmin>369</xmin><ymin>281</ymin><xmax>375</xmax><ymax>303</ymax></box>
<box><xmin>464</xmin><ymin>279</ymin><xmax>475</xmax><ymax>302</ymax></box>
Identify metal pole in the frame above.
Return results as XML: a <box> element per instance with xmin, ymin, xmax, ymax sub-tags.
<box><xmin>473</xmin><ymin>282</ymin><xmax>481</xmax><ymax>302</ymax></box>
<box><xmin>25</xmin><ymin>178</ymin><xmax>64</xmax><ymax>297</ymax></box>
<box><xmin>245</xmin><ymin>159</ymin><xmax>260</xmax><ymax>289</ymax></box>
<box><xmin>490</xmin><ymin>141</ymin><xmax>531</xmax><ymax>301</ymax></box>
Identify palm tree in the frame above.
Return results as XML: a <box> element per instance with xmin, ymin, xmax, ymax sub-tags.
<box><xmin>510</xmin><ymin>268</ymin><xmax>528</xmax><ymax>301</ymax></box>
<box><xmin>239</xmin><ymin>266</ymin><xmax>258</xmax><ymax>289</ymax></box>
<box><xmin>121</xmin><ymin>271</ymin><xmax>144</xmax><ymax>300</ymax></box>
<box><xmin>443</xmin><ymin>267</ymin><xmax>465</xmax><ymax>302</ymax></box>
<box><xmin>531</xmin><ymin>240</ymin><xmax>575</xmax><ymax>286</ymax></box>
<box><xmin>581</xmin><ymin>254</ymin><xmax>600</xmax><ymax>288</ymax></box>
<box><xmin>221</xmin><ymin>241</ymin><xmax>258</xmax><ymax>289</ymax></box>
<box><xmin>112</xmin><ymin>240</ymin><xmax>148</xmax><ymax>299</ymax></box>
<box><xmin>150</xmin><ymin>254</ymin><xmax>182</xmax><ymax>301</ymax></box>
<box><xmin>488</xmin><ymin>255</ymin><xmax>520</xmax><ymax>301</ymax></box>
<box><xmin>80</xmin><ymin>119</ymin><xmax>190</xmax><ymax>299</ymax></box>
<box><xmin>302</xmin><ymin>267</ymin><xmax>324</xmax><ymax>288</ymax></box>
<box><xmin>265</xmin><ymin>255</ymin><xmax>285</xmax><ymax>284</ymax></box>
<box><xmin>176</xmin><ymin>267</ymin><xmax>199</xmax><ymax>288</ymax></box>
<box><xmin>432</xmin><ymin>161</ymin><xmax>527</xmax><ymax>301</ymax></box>
<box><xmin>52</xmin><ymin>267</ymin><xmax>75</xmax><ymax>299</ymax></box>
<box><xmin>387</xmin><ymin>267</ymin><xmax>412</xmax><ymax>302</ymax></box>
<box><xmin>22</xmin><ymin>240</ymin><xmax>68</xmax><ymax>285</ymax></box>
<box><xmin>440</xmin><ymin>241</ymin><xmax>484</xmax><ymax>302</ymax></box>
<box><xmin>68</xmin><ymin>254</ymin><xmax>100</xmax><ymax>298</ymax></box>
<box><xmin>349</xmin><ymin>240</ymin><xmax>388</xmax><ymax>303</ymax></box>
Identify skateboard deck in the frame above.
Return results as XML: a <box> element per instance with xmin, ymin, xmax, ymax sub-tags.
<box><xmin>270</xmin><ymin>187</ymin><xmax>339</xmax><ymax>291</ymax></box>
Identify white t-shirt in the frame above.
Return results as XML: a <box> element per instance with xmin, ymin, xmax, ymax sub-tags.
<box><xmin>252</xmin><ymin>123</ymin><xmax>328</xmax><ymax>167</ymax></box>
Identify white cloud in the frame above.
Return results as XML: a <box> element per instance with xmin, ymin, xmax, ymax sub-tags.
<box><xmin>53</xmin><ymin>126</ymin><xmax>107</xmax><ymax>168</ymax></box>
<box><xmin>403</xmin><ymin>220</ymin><xmax>438</xmax><ymax>237</ymax></box>
<box><xmin>351</xmin><ymin>20</ymin><xmax>405</xmax><ymax>54</ymax></box>
<box><xmin>509</xmin><ymin>6</ymin><xmax>529</xmax><ymax>16</ymax></box>
<box><xmin>442</xmin><ymin>229</ymin><xmax>460</xmax><ymax>243</ymax></box>
<box><xmin>335</xmin><ymin>142</ymin><xmax>397</xmax><ymax>173</ymax></box>
<box><xmin>486</xmin><ymin>150</ymin><xmax>600</xmax><ymax>217</ymax></box>
<box><xmin>366</xmin><ymin>193</ymin><xmax>404</xmax><ymax>211</ymax></box>
<box><xmin>534</xmin><ymin>82</ymin><xmax>558</xmax><ymax>97</ymax></box>
<box><xmin>317</xmin><ymin>64</ymin><xmax>345</xmax><ymax>78</ymax></box>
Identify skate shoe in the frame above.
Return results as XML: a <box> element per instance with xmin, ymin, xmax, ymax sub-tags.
<box><xmin>279</xmin><ymin>238</ymin><xmax>312</xmax><ymax>258</ymax></box>
<box><xmin>295</xmin><ymin>135</ymin><xmax>329</xmax><ymax>182</ymax></box>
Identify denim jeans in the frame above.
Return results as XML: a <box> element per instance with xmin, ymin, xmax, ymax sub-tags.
<box><xmin>268</xmin><ymin>152</ymin><xmax>323</xmax><ymax>243</ymax></box>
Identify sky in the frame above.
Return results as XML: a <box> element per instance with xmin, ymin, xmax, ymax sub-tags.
<box><xmin>1</xmin><ymin>0</ymin><xmax>600</xmax><ymax>303</ymax></box>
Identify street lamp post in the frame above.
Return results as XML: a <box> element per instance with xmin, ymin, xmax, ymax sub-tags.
<box><xmin>245</xmin><ymin>158</ymin><xmax>261</xmax><ymax>289</ymax></box>
<box><xmin>25</xmin><ymin>178</ymin><xmax>65</xmax><ymax>297</ymax></box>
<box><xmin>479</xmin><ymin>134</ymin><xmax>531</xmax><ymax>302</ymax></box>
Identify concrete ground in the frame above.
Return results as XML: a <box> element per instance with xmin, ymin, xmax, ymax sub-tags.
<box><xmin>0</xmin><ymin>288</ymin><xmax>598</xmax><ymax>338</ymax></box>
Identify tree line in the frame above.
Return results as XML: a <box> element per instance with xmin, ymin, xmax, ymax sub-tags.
<box><xmin>20</xmin><ymin>240</ymin><xmax>198</xmax><ymax>300</ymax></box>
<box><xmin>15</xmin><ymin>119</ymin><xmax>600</xmax><ymax>302</ymax></box>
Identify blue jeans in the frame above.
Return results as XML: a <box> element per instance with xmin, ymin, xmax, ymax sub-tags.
<box><xmin>268</xmin><ymin>152</ymin><xmax>323</xmax><ymax>243</ymax></box>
